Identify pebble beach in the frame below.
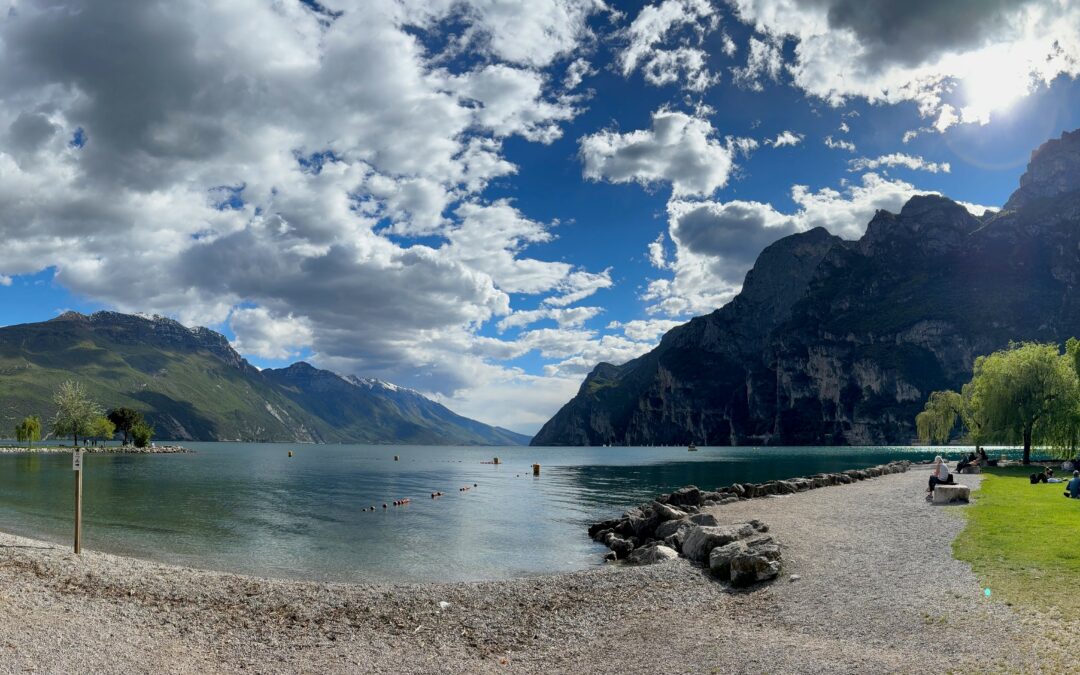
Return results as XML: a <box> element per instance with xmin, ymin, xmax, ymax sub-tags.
<box><xmin>0</xmin><ymin>465</ymin><xmax>1063</xmax><ymax>674</ymax></box>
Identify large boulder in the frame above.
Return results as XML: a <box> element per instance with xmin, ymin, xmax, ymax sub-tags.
<box><xmin>667</xmin><ymin>486</ymin><xmax>702</xmax><ymax>507</ymax></box>
<box><xmin>681</xmin><ymin>523</ymin><xmax>755</xmax><ymax>563</ymax></box>
<box><xmin>626</xmin><ymin>545</ymin><xmax>679</xmax><ymax>565</ymax></box>
<box><xmin>608</xmin><ymin>536</ymin><xmax>634</xmax><ymax>560</ymax></box>
<box><xmin>654</xmin><ymin>518</ymin><xmax>688</xmax><ymax>540</ymax></box>
<box><xmin>708</xmin><ymin>541</ymin><xmax>747</xmax><ymax>580</ymax></box>
<box><xmin>652</xmin><ymin>501</ymin><xmax>688</xmax><ymax>521</ymax></box>
<box><xmin>730</xmin><ymin>550</ymin><xmax>782</xmax><ymax>587</ymax></box>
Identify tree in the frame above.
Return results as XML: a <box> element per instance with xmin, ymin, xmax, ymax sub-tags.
<box><xmin>51</xmin><ymin>380</ymin><xmax>103</xmax><ymax>447</ymax></box>
<box><xmin>107</xmin><ymin>407</ymin><xmax>143</xmax><ymax>445</ymax></box>
<box><xmin>131</xmin><ymin>421</ymin><xmax>154</xmax><ymax>448</ymax></box>
<box><xmin>89</xmin><ymin>416</ymin><xmax>116</xmax><ymax>446</ymax></box>
<box><xmin>915</xmin><ymin>391</ymin><xmax>964</xmax><ymax>445</ymax></box>
<box><xmin>14</xmin><ymin>415</ymin><xmax>42</xmax><ymax>448</ymax></box>
<box><xmin>917</xmin><ymin>342</ymin><xmax>1080</xmax><ymax>464</ymax></box>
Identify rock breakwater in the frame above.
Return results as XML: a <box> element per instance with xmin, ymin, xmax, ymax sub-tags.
<box><xmin>586</xmin><ymin>460</ymin><xmax>911</xmax><ymax>586</ymax></box>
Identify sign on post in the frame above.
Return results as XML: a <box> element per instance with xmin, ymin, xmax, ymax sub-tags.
<box><xmin>72</xmin><ymin>450</ymin><xmax>83</xmax><ymax>554</ymax></box>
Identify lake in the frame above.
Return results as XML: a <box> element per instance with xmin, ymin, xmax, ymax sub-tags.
<box><xmin>0</xmin><ymin>443</ymin><xmax>1007</xmax><ymax>583</ymax></box>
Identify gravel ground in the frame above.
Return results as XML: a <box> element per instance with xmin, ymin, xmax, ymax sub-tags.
<box><xmin>0</xmin><ymin>466</ymin><xmax>1056</xmax><ymax>674</ymax></box>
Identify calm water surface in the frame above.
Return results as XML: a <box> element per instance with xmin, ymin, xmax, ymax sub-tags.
<box><xmin>0</xmin><ymin>443</ymin><xmax>1008</xmax><ymax>583</ymax></box>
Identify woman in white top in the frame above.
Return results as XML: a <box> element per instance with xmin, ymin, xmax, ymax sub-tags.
<box><xmin>927</xmin><ymin>455</ymin><xmax>954</xmax><ymax>494</ymax></box>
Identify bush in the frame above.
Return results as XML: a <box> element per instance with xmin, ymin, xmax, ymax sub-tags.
<box><xmin>131</xmin><ymin>421</ymin><xmax>154</xmax><ymax>448</ymax></box>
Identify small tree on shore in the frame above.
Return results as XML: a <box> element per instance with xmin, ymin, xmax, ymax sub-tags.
<box><xmin>107</xmin><ymin>407</ymin><xmax>143</xmax><ymax>446</ymax></box>
<box><xmin>14</xmin><ymin>416</ymin><xmax>42</xmax><ymax>448</ymax></box>
<box><xmin>917</xmin><ymin>342</ymin><xmax>1080</xmax><ymax>464</ymax></box>
<box><xmin>89</xmin><ymin>416</ymin><xmax>116</xmax><ymax>446</ymax></box>
<box><xmin>131</xmin><ymin>421</ymin><xmax>154</xmax><ymax>448</ymax></box>
<box><xmin>51</xmin><ymin>380</ymin><xmax>103</xmax><ymax>447</ymax></box>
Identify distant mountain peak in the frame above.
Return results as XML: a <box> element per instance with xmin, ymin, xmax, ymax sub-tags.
<box><xmin>1005</xmin><ymin>128</ymin><xmax>1080</xmax><ymax>210</ymax></box>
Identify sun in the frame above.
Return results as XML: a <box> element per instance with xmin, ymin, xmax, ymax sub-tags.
<box><xmin>959</xmin><ymin>46</ymin><xmax>1034</xmax><ymax>123</ymax></box>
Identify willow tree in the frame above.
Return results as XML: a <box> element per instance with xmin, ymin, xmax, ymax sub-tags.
<box><xmin>916</xmin><ymin>391</ymin><xmax>964</xmax><ymax>445</ymax></box>
<box><xmin>15</xmin><ymin>415</ymin><xmax>42</xmax><ymax>448</ymax></box>
<box><xmin>918</xmin><ymin>342</ymin><xmax>1080</xmax><ymax>464</ymax></box>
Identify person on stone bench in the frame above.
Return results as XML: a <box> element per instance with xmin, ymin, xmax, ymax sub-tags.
<box><xmin>956</xmin><ymin>452</ymin><xmax>978</xmax><ymax>474</ymax></box>
<box><xmin>927</xmin><ymin>456</ymin><xmax>954</xmax><ymax>497</ymax></box>
<box><xmin>1065</xmin><ymin>470</ymin><xmax>1080</xmax><ymax>499</ymax></box>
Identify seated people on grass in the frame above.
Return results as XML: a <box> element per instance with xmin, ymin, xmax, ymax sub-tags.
<box><xmin>927</xmin><ymin>456</ymin><xmax>954</xmax><ymax>495</ymax></box>
<box><xmin>956</xmin><ymin>452</ymin><xmax>978</xmax><ymax>473</ymax></box>
<box><xmin>1065</xmin><ymin>470</ymin><xmax>1080</xmax><ymax>499</ymax></box>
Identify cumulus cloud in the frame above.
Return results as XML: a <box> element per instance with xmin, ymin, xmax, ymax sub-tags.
<box><xmin>607</xmin><ymin>318</ymin><xmax>683</xmax><ymax>342</ymax></box>
<box><xmin>724</xmin><ymin>0</ymin><xmax>1080</xmax><ymax>130</ymax></box>
<box><xmin>643</xmin><ymin>172</ymin><xmax>981</xmax><ymax>315</ymax></box>
<box><xmin>849</xmin><ymin>153</ymin><xmax>951</xmax><ymax>174</ymax></box>
<box><xmin>230</xmin><ymin>308</ymin><xmax>314</xmax><ymax>360</ymax></box>
<box><xmin>824</xmin><ymin>135</ymin><xmax>857</xmax><ymax>152</ymax></box>
<box><xmin>497</xmin><ymin>305</ymin><xmax>603</xmax><ymax>332</ymax></box>
<box><xmin>579</xmin><ymin>110</ymin><xmax>755</xmax><ymax>197</ymax></box>
<box><xmin>765</xmin><ymin>130</ymin><xmax>804</xmax><ymax>147</ymax></box>
<box><xmin>730</xmin><ymin>36</ymin><xmax>784</xmax><ymax>91</ymax></box>
<box><xmin>617</xmin><ymin>0</ymin><xmax>720</xmax><ymax>91</ymax></box>
<box><xmin>0</xmin><ymin>0</ymin><xmax>618</xmax><ymax>433</ymax></box>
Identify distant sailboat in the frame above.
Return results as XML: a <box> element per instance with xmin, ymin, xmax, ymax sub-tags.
<box><xmin>688</xmin><ymin>442</ymin><xmax>698</xmax><ymax>451</ymax></box>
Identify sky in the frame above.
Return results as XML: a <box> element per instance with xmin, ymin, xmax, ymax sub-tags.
<box><xmin>2</xmin><ymin>0</ymin><xmax>1080</xmax><ymax>435</ymax></box>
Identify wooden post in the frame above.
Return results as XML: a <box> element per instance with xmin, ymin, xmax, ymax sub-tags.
<box><xmin>73</xmin><ymin>450</ymin><xmax>83</xmax><ymax>554</ymax></box>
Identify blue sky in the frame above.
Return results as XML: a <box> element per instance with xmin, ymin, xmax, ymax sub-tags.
<box><xmin>2</xmin><ymin>0</ymin><xmax>1080</xmax><ymax>433</ymax></box>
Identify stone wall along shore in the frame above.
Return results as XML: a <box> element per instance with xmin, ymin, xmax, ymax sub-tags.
<box><xmin>0</xmin><ymin>445</ymin><xmax>192</xmax><ymax>454</ymax></box>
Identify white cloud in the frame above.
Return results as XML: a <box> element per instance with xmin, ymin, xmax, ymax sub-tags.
<box><xmin>497</xmin><ymin>305</ymin><xmax>603</xmax><ymax>331</ymax></box>
<box><xmin>607</xmin><ymin>318</ymin><xmax>683</xmax><ymax>342</ymax></box>
<box><xmin>617</xmin><ymin>0</ymin><xmax>719</xmax><ymax>91</ymax></box>
<box><xmin>230</xmin><ymin>308</ymin><xmax>315</xmax><ymax>360</ymax></box>
<box><xmin>849</xmin><ymin>153</ymin><xmax>951</xmax><ymax>174</ymax></box>
<box><xmin>579</xmin><ymin>110</ymin><xmax>755</xmax><ymax>197</ymax></box>
<box><xmin>0</xmin><ymin>275</ymin><xmax>11</xmax><ymax>286</ymax></box>
<box><xmin>824</xmin><ymin>135</ymin><xmax>857</xmax><ymax>152</ymax></box>
<box><xmin>731</xmin><ymin>36</ymin><xmax>784</xmax><ymax>91</ymax></box>
<box><xmin>0</xmin><ymin>0</ymin><xmax>618</xmax><ymax>434</ymax></box>
<box><xmin>725</xmin><ymin>0</ymin><xmax>1080</xmax><ymax>130</ymax></box>
<box><xmin>765</xmin><ymin>130</ymin><xmax>804</xmax><ymax>147</ymax></box>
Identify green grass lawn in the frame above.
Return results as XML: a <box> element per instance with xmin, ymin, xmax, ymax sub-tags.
<box><xmin>953</xmin><ymin>466</ymin><xmax>1080</xmax><ymax>617</ymax></box>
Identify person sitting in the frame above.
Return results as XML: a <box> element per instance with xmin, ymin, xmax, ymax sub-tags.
<box><xmin>1065</xmin><ymin>470</ymin><xmax>1080</xmax><ymax>499</ymax></box>
<box><xmin>978</xmin><ymin>448</ymin><xmax>994</xmax><ymax>467</ymax></box>
<box><xmin>927</xmin><ymin>456</ymin><xmax>954</xmax><ymax>497</ymax></box>
<box><xmin>956</xmin><ymin>452</ymin><xmax>978</xmax><ymax>473</ymax></box>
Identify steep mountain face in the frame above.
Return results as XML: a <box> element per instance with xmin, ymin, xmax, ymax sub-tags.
<box><xmin>0</xmin><ymin>312</ymin><xmax>529</xmax><ymax>445</ymax></box>
<box><xmin>532</xmin><ymin>129</ymin><xmax>1080</xmax><ymax>446</ymax></box>
<box><xmin>262</xmin><ymin>362</ymin><xmax>529</xmax><ymax>445</ymax></box>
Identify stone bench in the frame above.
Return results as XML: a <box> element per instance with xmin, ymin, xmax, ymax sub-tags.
<box><xmin>933</xmin><ymin>484</ymin><xmax>970</xmax><ymax>504</ymax></box>
<box><xmin>958</xmin><ymin>465</ymin><xmax>981</xmax><ymax>474</ymax></box>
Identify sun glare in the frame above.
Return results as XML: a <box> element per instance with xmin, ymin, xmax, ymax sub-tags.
<box><xmin>960</xmin><ymin>47</ymin><xmax>1034</xmax><ymax>123</ymax></box>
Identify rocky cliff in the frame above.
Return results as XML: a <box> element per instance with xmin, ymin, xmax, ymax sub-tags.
<box><xmin>532</xmin><ymin>129</ymin><xmax>1080</xmax><ymax>446</ymax></box>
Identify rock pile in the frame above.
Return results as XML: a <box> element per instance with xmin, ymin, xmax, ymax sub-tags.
<box><xmin>586</xmin><ymin>460</ymin><xmax>911</xmax><ymax>586</ymax></box>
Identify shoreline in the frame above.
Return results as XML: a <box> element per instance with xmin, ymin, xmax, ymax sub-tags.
<box><xmin>0</xmin><ymin>444</ymin><xmax>192</xmax><ymax>454</ymax></box>
<box><xmin>0</xmin><ymin>466</ymin><xmax>1059</xmax><ymax>673</ymax></box>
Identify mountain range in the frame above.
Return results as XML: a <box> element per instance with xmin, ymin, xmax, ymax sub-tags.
<box><xmin>531</xmin><ymin>128</ymin><xmax>1080</xmax><ymax>446</ymax></box>
<box><xmin>0</xmin><ymin>311</ymin><xmax>529</xmax><ymax>445</ymax></box>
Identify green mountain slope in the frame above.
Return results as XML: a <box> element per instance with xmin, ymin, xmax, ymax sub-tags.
<box><xmin>0</xmin><ymin>312</ymin><xmax>529</xmax><ymax>445</ymax></box>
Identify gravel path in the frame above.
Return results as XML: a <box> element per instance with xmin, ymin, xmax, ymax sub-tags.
<box><xmin>0</xmin><ymin>466</ymin><xmax>1048</xmax><ymax>673</ymax></box>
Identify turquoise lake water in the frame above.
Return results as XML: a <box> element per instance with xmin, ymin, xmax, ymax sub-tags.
<box><xmin>0</xmin><ymin>443</ymin><xmax>1011</xmax><ymax>583</ymax></box>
